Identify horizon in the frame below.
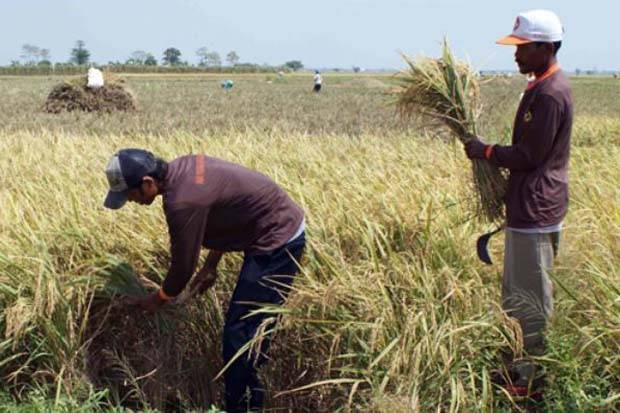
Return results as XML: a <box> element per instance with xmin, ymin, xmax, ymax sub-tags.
<box><xmin>2</xmin><ymin>0</ymin><xmax>619</xmax><ymax>72</ymax></box>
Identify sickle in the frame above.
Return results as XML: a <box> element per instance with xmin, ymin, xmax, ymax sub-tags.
<box><xmin>476</xmin><ymin>226</ymin><xmax>505</xmax><ymax>265</ymax></box>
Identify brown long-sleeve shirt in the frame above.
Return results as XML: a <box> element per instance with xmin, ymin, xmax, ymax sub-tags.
<box><xmin>161</xmin><ymin>155</ymin><xmax>304</xmax><ymax>297</ymax></box>
<box><xmin>488</xmin><ymin>69</ymin><xmax>573</xmax><ymax>228</ymax></box>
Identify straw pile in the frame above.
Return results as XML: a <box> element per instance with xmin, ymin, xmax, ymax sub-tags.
<box><xmin>396</xmin><ymin>40</ymin><xmax>507</xmax><ymax>223</ymax></box>
<box><xmin>44</xmin><ymin>72</ymin><xmax>136</xmax><ymax>114</ymax></box>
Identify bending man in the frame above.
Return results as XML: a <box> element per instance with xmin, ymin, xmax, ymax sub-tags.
<box><xmin>103</xmin><ymin>149</ymin><xmax>305</xmax><ymax>412</ymax></box>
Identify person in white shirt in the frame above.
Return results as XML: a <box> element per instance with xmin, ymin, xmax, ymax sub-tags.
<box><xmin>313</xmin><ymin>70</ymin><xmax>322</xmax><ymax>92</ymax></box>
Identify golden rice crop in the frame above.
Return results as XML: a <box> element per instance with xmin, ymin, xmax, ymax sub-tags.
<box><xmin>0</xmin><ymin>74</ymin><xmax>619</xmax><ymax>411</ymax></box>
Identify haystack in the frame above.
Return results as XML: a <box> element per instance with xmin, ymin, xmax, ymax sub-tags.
<box><xmin>44</xmin><ymin>72</ymin><xmax>136</xmax><ymax>114</ymax></box>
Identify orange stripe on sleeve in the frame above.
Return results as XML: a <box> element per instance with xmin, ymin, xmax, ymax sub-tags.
<box><xmin>195</xmin><ymin>156</ymin><xmax>205</xmax><ymax>184</ymax></box>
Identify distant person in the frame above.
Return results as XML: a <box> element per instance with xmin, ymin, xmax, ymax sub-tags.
<box><xmin>313</xmin><ymin>70</ymin><xmax>322</xmax><ymax>92</ymax></box>
<box><xmin>103</xmin><ymin>149</ymin><xmax>306</xmax><ymax>413</ymax></box>
<box><xmin>221</xmin><ymin>79</ymin><xmax>234</xmax><ymax>90</ymax></box>
<box><xmin>465</xmin><ymin>9</ymin><xmax>572</xmax><ymax>398</ymax></box>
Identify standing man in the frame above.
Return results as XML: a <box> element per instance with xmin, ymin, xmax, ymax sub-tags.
<box><xmin>313</xmin><ymin>69</ymin><xmax>322</xmax><ymax>92</ymax></box>
<box><xmin>465</xmin><ymin>10</ymin><xmax>572</xmax><ymax>396</ymax></box>
<box><xmin>104</xmin><ymin>149</ymin><xmax>306</xmax><ymax>412</ymax></box>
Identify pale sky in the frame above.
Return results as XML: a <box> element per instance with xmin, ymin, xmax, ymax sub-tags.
<box><xmin>1</xmin><ymin>0</ymin><xmax>617</xmax><ymax>71</ymax></box>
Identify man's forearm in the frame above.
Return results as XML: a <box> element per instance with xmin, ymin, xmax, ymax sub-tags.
<box><xmin>189</xmin><ymin>250</ymin><xmax>224</xmax><ymax>296</ymax></box>
<box><xmin>490</xmin><ymin>144</ymin><xmax>541</xmax><ymax>171</ymax></box>
<box><xmin>203</xmin><ymin>250</ymin><xmax>224</xmax><ymax>270</ymax></box>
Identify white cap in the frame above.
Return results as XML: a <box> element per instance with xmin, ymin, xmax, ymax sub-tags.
<box><xmin>497</xmin><ymin>10</ymin><xmax>564</xmax><ymax>45</ymax></box>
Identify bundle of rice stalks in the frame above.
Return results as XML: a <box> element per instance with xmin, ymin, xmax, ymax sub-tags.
<box><xmin>83</xmin><ymin>258</ymin><xmax>222</xmax><ymax>410</ymax></box>
<box><xmin>396</xmin><ymin>39</ymin><xmax>506</xmax><ymax>223</ymax></box>
<box><xmin>44</xmin><ymin>72</ymin><xmax>136</xmax><ymax>114</ymax></box>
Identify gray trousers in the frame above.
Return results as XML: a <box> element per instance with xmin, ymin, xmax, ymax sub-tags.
<box><xmin>502</xmin><ymin>230</ymin><xmax>560</xmax><ymax>353</ymax></box>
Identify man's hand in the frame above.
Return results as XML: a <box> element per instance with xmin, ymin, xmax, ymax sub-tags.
<box><xmin>189</xmin><ymin>267</ymin><xmax>218</xmax><ymax>296</ymax></box>
<box><xmin>125</xmin><ymin>291</ymin><xmax>166</xmax><ymax>313</ymax></box>
<box><xmin>464</xmin><ymin>137</ymin><xmax>489</xmax><ymax>160</ymax></box>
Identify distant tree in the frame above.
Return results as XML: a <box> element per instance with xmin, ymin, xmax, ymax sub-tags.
<box><xmin>196</xmin><ymin>47</ymin><xmax>209</xmax><ymax>66</ymax></box>
<box><xmin>352</xmin><ymin>66</ymin><xmax>361</xmax><ymax>73</ymax></box>
<box><xmin>127</xmin><ymin>50</ymin><xmax>148</xmax><ymax>65</ymax></box>
<box><xmin>38</xmin><ymin>59</ymin><xmax>52</xmax><ymax>67</ymax></box>
<box><xmin>163</xmin><ymin>47</ymin><xmax>182</xmax><ymax>66</ymax></box>
<box><xmin>144</xmin><ymin>53</ymin><xmax>158</xmax><ymax>66</ymax></box>
<box><xmin>284</xmin><ymin>60</ymin><xmax>303</xmax><ymax>71</ymax></box>
<box><xmin>39</xmin><ymin>48</ymin><xmax>51</xmax><ymax>62</ymax></box>
<box><xmin>70</xmin><ymin>40</ymin><xmax>90</xmax><ymax>65</ymax></box>
<box><xmin>575</xmin><ymin>68</ymin><xmax>581</xmax><ymax>76</ymax></box>
<box><xmin>226</xmin><ymin>51</ymin><xmax>240</xmax><ymax>66</ymax></box>
<box><xmin>205</xmin><ymin>51</ymin><xmax>221</xmax><ymax>67</ymax></box>
<box><xmin>20</xmin><ymin>44</ymin><xmax>41</xmax><ymax>64</ymax></box>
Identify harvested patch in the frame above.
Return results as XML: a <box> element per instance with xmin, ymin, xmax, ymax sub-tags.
<box><xmin>44</xmin><ymin>73</ymin><xmax>136</xmax><ymax>114</ymax></box>
<box><xmin>83</xmin><ymin>260</ymin><xmax>222</xmax><ymax>411</ymax></box>
<box><xmin>352</xmin><ymin>77</ymin><xmax>390</xmax><ymax>89</ymax></box>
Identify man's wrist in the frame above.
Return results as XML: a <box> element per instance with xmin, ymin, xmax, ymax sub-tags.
<box><xmin>157</xmin><ymin>288</ymin><xmax>173</xmax><ymax>302</ymax></box>
<box><xmin>484</xmin><ymin>145</ymin><xmax>494</xmax><ymax>160</ymax></box>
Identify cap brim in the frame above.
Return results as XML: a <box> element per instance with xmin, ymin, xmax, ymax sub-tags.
<box><xmin>104</xmin><ymin>190</ymin><xmax>128</xmax><ymax>210</ymax></box>
<box><xmin>496</xmin><ymin>35</ymin><xmax>533</xmax><ymax>45</ymax></box>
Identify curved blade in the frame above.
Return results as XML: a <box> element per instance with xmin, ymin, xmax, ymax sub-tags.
<box><xmin>476</xmin><ymin>232</ymin><xmax>494</xmax><ymax>265</ymax></box>
<box><xmin>476</xmin><ymin>227</ymin><xmax>504</xmax><ymax>265</ymax></box>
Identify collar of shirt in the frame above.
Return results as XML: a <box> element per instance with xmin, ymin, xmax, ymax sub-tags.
<box><xmin>526</xmin><ymin>63</ymin><xmax>561</xmax><ymax>91</ymax></box>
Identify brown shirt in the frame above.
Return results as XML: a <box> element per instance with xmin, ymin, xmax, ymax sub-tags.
<box><xmin>161</xmin><ymin>155</ymin><xmax>304</xmax><ymax>296</ymax></box>
<box><xmin>489</xmin><ymin>70</ymin><xmax>573</xmax><ymax>229</ymax></box>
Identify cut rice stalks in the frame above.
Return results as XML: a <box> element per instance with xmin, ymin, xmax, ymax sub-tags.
<box><xmin>396</xmin><ymin>39</ymin><xmax>507</xmax><ymax>223</ymax></box>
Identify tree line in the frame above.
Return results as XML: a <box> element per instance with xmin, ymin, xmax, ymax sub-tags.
<box><xmin>10</xmin><ymin>40</ymin><xmax>305</xmax><ymax>73</ymax></box>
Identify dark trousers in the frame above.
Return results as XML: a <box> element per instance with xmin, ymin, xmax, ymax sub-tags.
<box><xmin>223</xmin><ymin>233</ymin><xmax>305</xmax><ymax>413</ymax></box>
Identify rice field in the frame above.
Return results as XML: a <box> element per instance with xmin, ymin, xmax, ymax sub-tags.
<box><xmin>0</xmin><ymin>73</ymin><xmax>619</xmax><ymax>412</ymax></box>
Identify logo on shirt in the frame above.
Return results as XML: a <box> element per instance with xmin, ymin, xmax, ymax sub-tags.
<box><xmin>524</xmin><ymin>110</ymin><xmax>533</xmax><ymax>123</ymax></box>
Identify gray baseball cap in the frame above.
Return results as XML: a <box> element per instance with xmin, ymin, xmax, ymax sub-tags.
<box><xmin>104</xmin><ymin>148</ymin><xmax>157</xmax><ymax>209</ymax></box>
